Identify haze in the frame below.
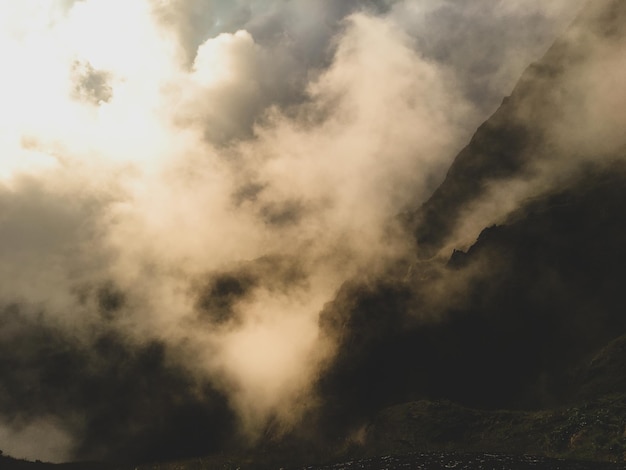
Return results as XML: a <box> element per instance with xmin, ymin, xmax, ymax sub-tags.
<box><xmin>0</xmin><ymin>0</ymin><xmax>587</xmax><ymax>462</ymax></box>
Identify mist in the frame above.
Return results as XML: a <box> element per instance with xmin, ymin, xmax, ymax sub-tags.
<box><xmin>432</xmin><ymin>0</ymin><xmax>626</xmax><ymax>255</ymax></box>
<box><xmin>0</xmin><ymin>0</ymin><xmax>590</xmax><ymax>463</ymax></box>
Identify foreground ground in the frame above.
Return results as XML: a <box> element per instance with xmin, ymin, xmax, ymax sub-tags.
<box><xmin>132</xmin><ymin>453</ymin><xmax>626</xmax><ymax>470</ymax></box>
<box><xmin>290</xmin><ymin>453</ymin><xmax>626</xmax><ymax>470</ymax></box>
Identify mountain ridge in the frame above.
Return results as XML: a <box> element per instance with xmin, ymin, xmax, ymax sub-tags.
<box><xmin>412</xmin><ymin>0</ymin><xmax>626</xmax><ymax>256</ymax></box>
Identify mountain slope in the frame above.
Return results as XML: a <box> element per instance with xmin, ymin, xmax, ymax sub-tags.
<box><xmin>315</xmin><ymin>0</ymin><xmax>626</xmax><ymax>444</ymax></box>
<box><xmin>412</xmin><ymin>0</ymin><xmax>626</xmax><ymax>255</ymax></box>
<box><xmin>318</xmin><ymin>161</ymin><xmax>626</xmax><ymax>419</ymax></box>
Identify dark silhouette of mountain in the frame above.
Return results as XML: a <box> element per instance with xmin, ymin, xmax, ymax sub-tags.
<box><xmin>314</xmin><ymin>0</ymin><xmax>626</xmax><ymax>453</ymax></box>
<box><xmin>570</xmin><ymin>334</ymin><xmax>626</xmax><ymax>402</ymax></box>
<box><xmin>0</xmin><ymin>453</ymin><xmax>130</xmax><ymax>470</ymax></box>
<box><xmin>317</xmin><ymin>162</ymin><xmax>626</xmax><ymax>426</ymax></box>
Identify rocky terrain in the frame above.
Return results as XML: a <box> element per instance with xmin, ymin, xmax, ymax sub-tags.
<box><xmin>291</xmin><ymin>453</ymin><xmax>626</xmax><ymax>470</ymax></box>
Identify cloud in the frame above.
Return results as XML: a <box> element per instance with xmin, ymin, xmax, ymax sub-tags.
<box><xmin>94</xmin><ymin>10</ymin><xmax>474</xmax><ymax>443</ymax></box>
<box><xmin>383</xmin><ymin>0</ymin><xmax>584</xmax><ymax>113</ymax></box>
<box><xmin>0</xmin><ymin>0</ymin><xmax>595</xmax><ymax>462</ymax></box>
<box><xmin>70</xmin><ymin>60</ymin><xmax>113</xmax><ymax>105</ymax></box>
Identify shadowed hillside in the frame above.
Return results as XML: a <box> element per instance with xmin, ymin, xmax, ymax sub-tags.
<box><xmin>314</xmin><ymin>0</ymin><xmax>626</xmax><ymax>452</ymax></box>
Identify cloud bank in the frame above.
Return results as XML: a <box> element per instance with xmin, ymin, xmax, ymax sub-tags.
<box><xmin>0</xmin><ymin>0</ymin><xmax>587</xmax><ymax>462</ymax></box>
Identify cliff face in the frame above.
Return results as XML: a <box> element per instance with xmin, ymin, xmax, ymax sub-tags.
<box><xmin>412</xmin><ymin>0</ymin><xmax>626</xmax><ymax>256</ymax></box>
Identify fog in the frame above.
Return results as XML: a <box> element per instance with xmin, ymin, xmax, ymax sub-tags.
<box><xmin>0</xmin><ymin>0</ymin><xmax>588</xmax><ymax>462</ymax></box>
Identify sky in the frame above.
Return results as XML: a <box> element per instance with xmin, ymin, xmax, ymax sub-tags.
<box><xmin>0</xmin><ymin>0</ymin><xmax>589</xmax><ymax>462</ymax></box>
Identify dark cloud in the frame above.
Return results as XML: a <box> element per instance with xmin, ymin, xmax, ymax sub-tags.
<box><xmin>193</xmin><ymin>255</ymin><xmax>308</xmax><ymax>326</ymax></box>
<box><xmin>71</xmin><ymin>60</ymin><xmax>113</xmax><ymax>105</ymax></box>
<box><xmin>0</xmin><ymin>303</ymin><xmax>236</xmax><ymax>463</ymax></box>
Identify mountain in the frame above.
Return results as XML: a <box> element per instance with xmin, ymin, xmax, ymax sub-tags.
<box><xmin>570</xmin><ymin>334</ymin><xmax>626</xmax><ymax>402</ymax></box>
<box><xmin>314</xmin><ymin>0</ymin><xmax>626</xmax><ymax>449</ymax></box>
<box><xmin>412</xmin><ymin>0</ymin><xmax>626</xmax><ymax>255</ymax></box>
<box><xmin>317</xmin><ymin>163</ymin><xmax>626</xmax><ymax>427</ymax></box>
